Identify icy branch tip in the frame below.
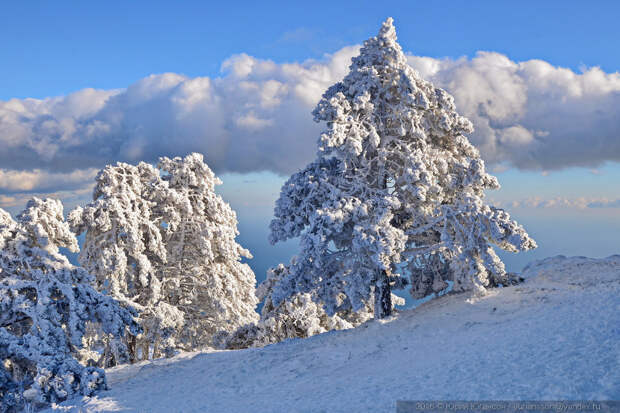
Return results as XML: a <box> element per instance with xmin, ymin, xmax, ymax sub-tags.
<box><xmin>379</xmin><ymin>17</ymin><xmax>397</xmax><ymax>41</ymax></box>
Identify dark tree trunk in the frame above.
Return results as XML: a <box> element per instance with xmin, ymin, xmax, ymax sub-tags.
<box><xmin>373</xmin><ymin>174</ymin><xmax>392</xmax><ymax>319</ymax></box>
<box><xmin>128</xmin><ymin>334</ymin><xmax>138</xmax><ymax>363</ymax></box>
<box><xmin>374</xmin><ymin>270</ymin><xmax>392</xmax><ymax>319</ymax></box>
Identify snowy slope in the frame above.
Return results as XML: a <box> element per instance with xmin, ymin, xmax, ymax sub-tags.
<box><xmin>47</xmin><ymin>255</ymin><xmax>620</xmax><ymax>413</ymax></box>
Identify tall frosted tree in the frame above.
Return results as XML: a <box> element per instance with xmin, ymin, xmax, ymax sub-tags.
<box><xmin>69</xmin><ymin>161</ymin><xmax>175</xmax><ymax>363</ymax></box>
<box><xmin>0</xmin><ymin>199</ymin><xmax>138</xmax><ymax>412</ymax></box>
<box><xmin>158</xmin><ymin>153</ymin><xmax>258</xmax><ymax>350</ymax></box>
<box><xmin>269</xmin><ymin>18</ymin><xmax>536</xmax><ymax>319</ymax></box>
<box><xmin>70</xmin><ymin>153</ymin><xmax>258</xmax><ymax>360</ymax></box>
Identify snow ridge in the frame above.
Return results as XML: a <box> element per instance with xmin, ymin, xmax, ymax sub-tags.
<box><xmin>47</xmin><ymin>255</ymin><xmax>620</xmax><ymax>413</ymax></box>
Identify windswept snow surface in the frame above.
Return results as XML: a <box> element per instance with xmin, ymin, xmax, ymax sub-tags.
<box><xmin>47</xmin><ymin>255</ymin><xmax>620</xmax><ymax>412</ymax></box>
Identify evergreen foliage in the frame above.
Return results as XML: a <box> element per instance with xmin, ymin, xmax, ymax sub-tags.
<box><xmin>269</xmin><ymin>18</ymin><xmax>536</xmax><ymax>319</ymax></box>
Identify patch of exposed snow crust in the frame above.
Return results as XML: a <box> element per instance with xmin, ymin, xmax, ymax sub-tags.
<box><xmin>521</xmin><ymin>254</ymin><xmax>620</xmax><ymax>286</ymax></box>
<box><xmin>46</xmin><ymin>255</ymin><xmax>620</xmax><ymax>412</ymax></box>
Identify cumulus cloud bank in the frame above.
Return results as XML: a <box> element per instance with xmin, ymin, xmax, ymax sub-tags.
<box><xmin>410</xmin><ymin>52</ymin><xmax>620</xmax><ymax>170</ymax></box>
<box><xmin>1</xmin><ymin>45</ymin><xmax>620</xmax><ymax>202</ymax></box>
<box><xmin>0</xmin><ymin>47</ymin><xmax>358</xmax><ymax>181</ymax></box>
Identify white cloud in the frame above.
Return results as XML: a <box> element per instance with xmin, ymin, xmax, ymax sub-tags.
<box><xmin>493</xmin><ymin>196</ymin><xmax>620</xmax><ymax>210</ymax></box>
<box><xmin>0</xmin><ymin>186</ymin><xmax>94</xmax><ymax>217</ymax></box>
<box><xmin>0</xmin><ymin>168</ymin><xmax>98</xmax><ymax>192</ymax></box>
<box><xmin>408</xmin><ymin>52</ymin><xmax>620</xmax><ymax>170</ymax></box>
<box><xmin>510</xmin><ymin>197</ymin><xmax>591</xmax><ymax>209</ymax></box>
<box><xmin>587</xmin><ymin>199</ymin><xmax>620</xmax><ymax>208</ymax></box>
<box><xmin>0</xmin><ymin>46</ymin><xmax>360</xmax><ymax>180</ymax></box>
<box><xmin>1</xmin><ymin>45</ymin><xmax>619</xmax><ymax>203</ymax></box>
<box><xmin>235</xmin><ymin>112</ymin><xmax>274</xmax><ymax>131</ymax></box>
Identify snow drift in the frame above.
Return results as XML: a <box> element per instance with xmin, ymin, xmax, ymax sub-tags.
<box><xmin>44</xmin><ymin>255</ymin><xmax>620</xmax><ymax>412</ymax></box>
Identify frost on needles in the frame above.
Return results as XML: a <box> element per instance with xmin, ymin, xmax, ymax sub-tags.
<box><xmin>0</xmin><ymin>199</ymin><xmax>138</xmax><ymax>412</ymax></box>
<box><xmin>222</xmin><ymin>259</ymin><xmax>374</xmax><ymax>349</ymax></box>
<box><xmin>69</xmin><ymin>153</ymin><xmax>258</xmax><ymax>363</ymax></box>
<box><xmin>269</xmin><ymin>18</ymin><xmax>537</xmax><ymax>319</ymax></box>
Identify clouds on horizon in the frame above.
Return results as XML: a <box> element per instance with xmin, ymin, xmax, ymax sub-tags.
<box><xmin>0</xmin><ymin>168</ymin><xmax>98</xmax><ymax>192</ymax></box>
<box><xmin>0</xmin><ymin>186</ymin><xmax>94</xmax><ymax>216</ymax></box>
<box><xmin>1</xmin><ymin>45</ymin><xmax>620</xmax><ymax>204</ymax></box>
<box><xmin>588</xmin><ymin>199</ymin><xmax>620</xmax><ymax>208</ymax></box>
<box><xmin>485</xmin><ymin>196</ymin><xmax>620</xmax><ymax>212</ymax></box>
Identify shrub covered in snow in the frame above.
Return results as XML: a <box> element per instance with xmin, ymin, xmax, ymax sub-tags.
<box><xmin>269</xmin><ymin>18</ymin><xmax>536</xmax><ymax>319</ymax></box>
<box><xmin>0</xmin><ymin>199</ymin><xmax>138</xmax><ymax>412</ymax></box>
<box><xmin>70</xmin><ymin>153</ymin><xmax>258</xmax><ymax>363</ymax></box>
<box><xmin>222</xmin><ymin>260</ymin><xmax>372</xmax><ymax>349</ymax></box>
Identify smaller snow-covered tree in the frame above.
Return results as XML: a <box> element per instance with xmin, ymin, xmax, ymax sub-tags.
<box><xmin>158</xmin><ymin>154</ymin><xmax>258</xmax><ymax>350</ymax></box>
<box><xmin>222</xmin><ymin>260</ymin><xmax>374</xmax><ymax>349</ymax></box>
<box><xmin>69</xmin><ymin>161</ymin><xmax>175</xmax><ymax>363</ymax></box>
<box><xmin>0</xmin><ymin>199</ymin><xmax>138</xmax><ymax>412</ymax></box>
<box><xmin>70</xmin><ymin>153</ymin><xmax>259</xmax><ymax>360</ymax></box>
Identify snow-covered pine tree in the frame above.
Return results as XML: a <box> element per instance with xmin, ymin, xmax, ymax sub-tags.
<box><xmin>222</xmin><ymin>260</ymin><xmax>373</xmax><ymax>349</ymax></box>
<box><xmin>0</xmin><ymin>199</ymin><xmax>138</xmax><ymax>412</ymax></box>
<box><xmin>68</xmin><ymin>161</ymin><xmax>177</xmax><ymax>363</ymax></box>
<box><xmin>70</xmin><ymin>153</ymin><xmax>258</xmax><ymax>360</ymax></box>
<box><xmin>269</xmin><ymin>18</ymin><xmax>536</xmax><ymax>319</ymax></box>
<box><xmin>157</xmin><ymin>153</ymin><xmax>258</xmax><ymax>350</ymax></box>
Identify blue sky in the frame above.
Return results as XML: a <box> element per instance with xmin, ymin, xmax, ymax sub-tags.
<box><xmin>1</xmin><ymin>1</ymin><xmax>619</xmax><ymax>282</ymax></box>
<box><xmin>3</xmin><ymin>0</ymin><xmax>620</xmax><ymax>100</ymax></box>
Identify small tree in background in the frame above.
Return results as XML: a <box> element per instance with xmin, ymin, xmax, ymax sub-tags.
<box><xmin>222</xmin><ymin>259</ymin><xmax>373</xmax><ymax>349</ymax></box>
<box><xmin>70</xmin><ymin>153</ymin><xmax>258</xmax><ymax>362</ymax></box>
<box><xmin>269</xmin><ymin>18</ymin><xmax>536</xmax><ymax>319</ymax></box>
<box><xmin>0</xmin><ymin>199</ymin><xmax>138</xmax><ymax>412</ymax></box>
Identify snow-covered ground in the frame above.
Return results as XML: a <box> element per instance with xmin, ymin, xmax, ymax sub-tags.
<box><xmin>47</xmin><ymin>255</ymin><xmax>620</xmax><ymax>413</ymax></box>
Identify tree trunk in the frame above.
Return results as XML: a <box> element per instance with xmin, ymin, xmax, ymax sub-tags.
<box><xmin>374</xmin><ymin>270</ymin><xmax>392</xmax><ymax>319</ymax></box>
<box><xmin>373</xmin><ymin>171</ymin><xmax>393</xmax><ymax>319</ymax></box>
<box><xmin>128</xmin><ymin>334</ymin><xmax>138</xmax><ymax>363</ymax></box>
